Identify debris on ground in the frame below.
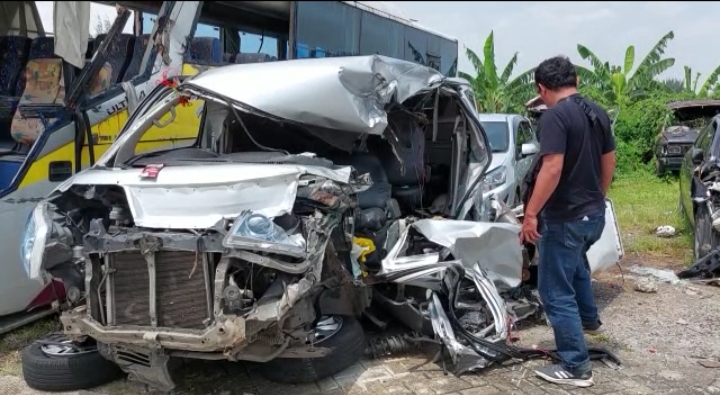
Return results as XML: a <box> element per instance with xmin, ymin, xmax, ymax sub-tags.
<box><xmin>698</xmin><ymin>360</ymin><xmax>720</xmax><ymax>369</ymax></box>
<box><xmin>628</xmin><ymin>264</ymin><xmax>680</xmax><ymax>284</ymax></box>
<box><xmin>677</xmin><ymin>248</ymin><xmax>720</xmax><ymax>281</ymax></box>
<box><xmin>655</xmin><ymin>225</ymin><xmax>676</xmax><ymax>238</ymax></box>
<box><xmin>676</xmin><ymin>319</ymin><xmax>688</xmax><ymax>325</ymax></box>
<box><xmin>634</xmin><ymin>277</ymin><xmax>659</xmax><ymax>293</ymax></box>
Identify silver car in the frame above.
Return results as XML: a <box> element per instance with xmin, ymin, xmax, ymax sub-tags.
<box><xmin>478</xmin><ymin>114</ymin><xmax>539</xmax><ymax>206</ymax></box>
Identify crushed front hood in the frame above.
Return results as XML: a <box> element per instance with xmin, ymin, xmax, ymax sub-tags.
<box><xmin>182</xmin><ymin>55</ymin><xmax>444</xmax><ymax>135</ymax></box>
<box><xmin>54</xmin><ymin>163</ymin><xmax>353</xmax><ymax>229</ymax></box>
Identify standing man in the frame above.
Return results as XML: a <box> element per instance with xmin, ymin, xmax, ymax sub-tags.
<box><xmin>519</xmin><ymin>56</ymin><xmax>616</xmax><ymax>388</ymax></box>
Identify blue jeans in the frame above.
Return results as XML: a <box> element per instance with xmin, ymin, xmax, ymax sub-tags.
<box><xmin>538</xmin><ymin>209</ymin><xmax>605</xmax><ymax>375</ymax></box>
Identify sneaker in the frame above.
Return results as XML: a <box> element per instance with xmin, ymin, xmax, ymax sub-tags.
<box><xmin>534</xmin><ymin>364</ymin><xmax>594</xmax><ymax>387</ymax></box>
<box><xmin>583</xmin><ymin>319</ymin><xmax>604</xmax><ymax>335</ymax></box>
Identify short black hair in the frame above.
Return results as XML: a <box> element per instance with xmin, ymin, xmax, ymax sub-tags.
<box><xmin>534</xmin><ymin>56</ymin><xmax>577</xmax><ymax>91</ymax></box>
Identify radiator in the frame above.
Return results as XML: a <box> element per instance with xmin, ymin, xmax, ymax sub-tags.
<box><xmin>110</xmin><ymin>251</ymin><xmax>210</xmax><ymax>329</ymax></box>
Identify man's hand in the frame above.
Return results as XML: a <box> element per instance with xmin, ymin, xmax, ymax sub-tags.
<box><xmin>520</xmin><ymin>214</ymin><xmax>541</xmax><ymax>244</ymax></box>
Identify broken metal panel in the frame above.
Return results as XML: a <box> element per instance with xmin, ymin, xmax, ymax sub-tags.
<box><xmin>586</xmin><ymin>199</ymin><xmax>625</xmax><ymax>273</ymax></box>
<box><xmin>53</xmin><ymin>164</ymin><xmax>353</xmax><ymax>229</ymax></box>
<box><xmin>512</xmin><ymin>199</ymin><xmax>624</xmax><ymax>275</ymax></box>
<box><xmin>62</xmin><ymin>162</ymin><xmax>353</xmax><ymax>191</ymax></box>
<box><xmin>678</xmin><ymin>249</ymin><xmax>720</xmax><ymax>279</ymax></box>
<box><xmin>125</xmin><ymin>174</ymin><xmax>299</xmax><ymax>229</ymax></box>
<box><xmin>184</xmin><ymin>55</ymin><xmax>444</xmax><ymax>135</ymax></box>
<box><xmin>429</xmin><ymin>292</ymin><xmax>491</xmax><ymax>373</ymax></box>
<box><xmin>426</xmin><ymin>263</ymin><xmax>508</xmax><ymax>374</ymax></box>
<box><xmin>382</xmin><ymin>219</ymin><xmax>523</xmax><ymax>289</ymax></box>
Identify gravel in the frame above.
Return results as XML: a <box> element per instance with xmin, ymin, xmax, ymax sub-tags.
<box><xmin>516</xmin><ymin>268</ymin><xmax>720</xmax><ymax>380</ymax></box>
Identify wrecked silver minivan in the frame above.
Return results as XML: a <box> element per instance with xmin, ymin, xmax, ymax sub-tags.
<box><xmin>21</xmin><ymin>56</ymin><xmax>620</xmax><ymax>392</ymax></box>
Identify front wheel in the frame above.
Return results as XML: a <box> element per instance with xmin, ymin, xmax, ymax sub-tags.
<box><xmin>656</xmin><ymin>160</ymin><xmax>665</xmax><ymax>177</ymax></box>
<box><xmin>21</xmin><ymin>333</ymin><xmax>123</xmax><ymax>392</ymax></box>
<box><xmin>256</xmin><ymin>315</ymin><xmax>366</xmax><ymax>384</ymax></box>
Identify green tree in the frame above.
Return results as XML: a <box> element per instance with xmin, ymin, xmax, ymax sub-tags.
<box><xmin>662</xmin><ymin>78</ymin><xmax>685</xmax><ymax>94</ymax></box>
<box><xmin>458</xmin><ymin>30</ymin><xmax>535</xmax><ymax>113</ymax></box>
<box><xmin>680</xmin><ymin>65</ymin><xmax>720</xmax><ymax>97</ymax></box>
<box><xmin>576</xmin><ymin>31</ymin><xmax>676</xmax><ymax>107</ymax></box>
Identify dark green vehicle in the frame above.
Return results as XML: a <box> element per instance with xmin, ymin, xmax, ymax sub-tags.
<box><xmin>655</xmin><ymin>100</ymin><xmax>720</xmax><ymax>176</ymax></box>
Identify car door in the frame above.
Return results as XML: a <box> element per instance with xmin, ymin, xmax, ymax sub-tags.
<box><xmin>514</xmin><ymin>118</ymin><xmax>536</xmax><ymax>185</ymax></box>
<box><xmin>682</xmin><ymin>121</ymin><xmax>715</xmax><ymax>224</ymax></box>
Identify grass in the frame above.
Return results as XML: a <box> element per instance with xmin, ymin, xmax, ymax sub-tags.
<box><xmin>608</xmin><ymin>170</ymin><xmax>693</xmax><ymax>265</ymax></box>
<box><xmin>0</xmin><ymin>316</ymin><xmax>58</xmax><ymax>375</ymax></box>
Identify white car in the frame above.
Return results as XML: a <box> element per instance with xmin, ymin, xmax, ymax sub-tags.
<box><xmin>478</xmin><ymin>113</ymin><xmax>539</xmax><ymax>206</ymax></box>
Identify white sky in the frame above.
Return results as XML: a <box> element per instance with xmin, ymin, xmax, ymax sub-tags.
<box><xmin>35</xmin><ymin>1</ymin><xmax>713</xmax><ymax>81</ymax></box>
<box><xmin>388</xmin><ymin>1</ymin><xmax>716</xmax><ymax>82</ymax></box>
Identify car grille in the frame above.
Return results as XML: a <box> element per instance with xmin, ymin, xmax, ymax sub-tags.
<box><xmin>667</xmin><ymin>144</ymin><xmax>692</xmax><ymax>155</ymax></box>
<box><xmin>667</xmin><ymin>145</ymin><xmax>683</xmax><ymax>155</ymax></box>
<box><xmin>110</xmin><ymin>251</ymin><xmax>210</xmax><ymax>329</ymax></box>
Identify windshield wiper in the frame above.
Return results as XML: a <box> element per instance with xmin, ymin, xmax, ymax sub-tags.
<box><xmin>124</xmin><ymin>151</ymin><xmax>168</xmax><ymax>167</ymax></box>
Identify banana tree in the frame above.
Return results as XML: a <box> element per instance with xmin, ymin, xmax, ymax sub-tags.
<box><xmin>682</xmin><ymin>65</ymin><xmax>720</xmax><ymax>97</ymax></box>
<box><xmin>663</xmin><ymin>78</ymin><xmax>685</xmax><ymax>93</ymax></box>
<box><xmin>577</xmin><ymin>31</ymin><xmax>676</xmax><ymax>107</ymax></box>
<box><xmin>458</xmin><ymin>31</ymin><xmax>535</xmax><ymax>113</ymax></box>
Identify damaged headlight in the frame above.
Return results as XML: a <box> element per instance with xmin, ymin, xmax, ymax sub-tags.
<box><xmin>482</xmin><ymin>166</ymin><xmax>507</xmax><ymax>192</ymax></box>
<box><xmin>20</xmin><ymin>202</ymin><xmax>51</xmax><ymax>280</ymax></box>
<box><xmin>223</xmin><ymin>211</ymin><xmax>306</xmax><ymax>257</ymax></box>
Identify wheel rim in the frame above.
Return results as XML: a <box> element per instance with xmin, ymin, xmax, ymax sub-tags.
<box><xmin>307</xmin><ymin>316</ymin><xmax>343</xmax><ymax>345</ymax></box>
<box><xmin>39</xmin><ymin>334</ymin><xmax>97</xmax><ymax>357</ymax></box>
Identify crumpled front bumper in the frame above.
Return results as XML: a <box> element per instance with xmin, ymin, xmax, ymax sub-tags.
<box><xmin>61</xmin><ymin>306</ymin><xmax>246</xmax><ymax>353</ymax></box>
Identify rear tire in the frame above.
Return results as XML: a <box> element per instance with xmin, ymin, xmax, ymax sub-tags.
<box><xmin>693</xmin><ymin>205</ymin><xmax>719</xmax><ymax>260</ymax></box>
<box><xmin>21</xmin><ymin>333</ymin><xmax>122</xmax><ymax>392</ymax></box>
<box><xmin>256</xmin><ymin>316</ymin><xmax>366</xmax><ymax>384</ymax></box>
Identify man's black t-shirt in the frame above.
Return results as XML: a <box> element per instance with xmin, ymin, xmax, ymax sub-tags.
<box><xmin>537</xmin><ymin>94</ymin><xmax>616</xmax><ymax>221</ymax></box>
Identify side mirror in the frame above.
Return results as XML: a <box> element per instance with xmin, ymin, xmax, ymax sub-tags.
<box><xmin>692</xmin><ymin>148</ymin><xmax>704</xmax><ymax>164</ymax></box>
<box><xmin>521</xmin><ymin>143</ymin><xmax>539</xmax><ymax>157</ymax></box>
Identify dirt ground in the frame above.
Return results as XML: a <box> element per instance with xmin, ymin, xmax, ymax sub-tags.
<box><xmin>97</xmin><ymin>262</ymin><xmax>720</xmax><ymax>395</ymax></box>
<box><xmin>2</xmin><ymin>253</ymin><xmax>719</xmax><ymax>395</ymax></box>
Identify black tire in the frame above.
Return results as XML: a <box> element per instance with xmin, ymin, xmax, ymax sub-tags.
<box><xmin>22</xmin><ymin>334</ymin><xmax>123</xmax><ymax>392</ymax></box>
<box><xmin>693</xmin><ymin>205</ymin><xmax>719</xmax><ymax>260</ymax></box>
<box><xmin>656</xmin><ymin>160</ymin><xmax>665</xmax><ymax>177</ymax></box>
<box><xmin>256</xmin><ymin>316</ymin><xmax>366</xmax><ymax>384</ymax></box>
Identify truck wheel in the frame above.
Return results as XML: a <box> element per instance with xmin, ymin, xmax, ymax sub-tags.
<box><xmin>21</xmin><ymin>333</ymin><xmax>122</xmax><ymax>392</ymax></box>
<box><xmin>256</xmin><ymin>315</ymin><xmax>366</xmax><ymax>384</ymax></box>
<box><xmin>656</xmin><ymin>160</ymin><xmax>665</xmax><ymax>177</ymax></box>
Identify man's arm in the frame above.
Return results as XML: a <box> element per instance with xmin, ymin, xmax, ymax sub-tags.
<box><xmin>601</xmin><ymin>151</ymin><xmax>616</xmax><ymax>195</ymax></box>
<box><xmin>525</xmin><ymin>154</ymin><xmax>564</xmax><ymax>218</ymax></box>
